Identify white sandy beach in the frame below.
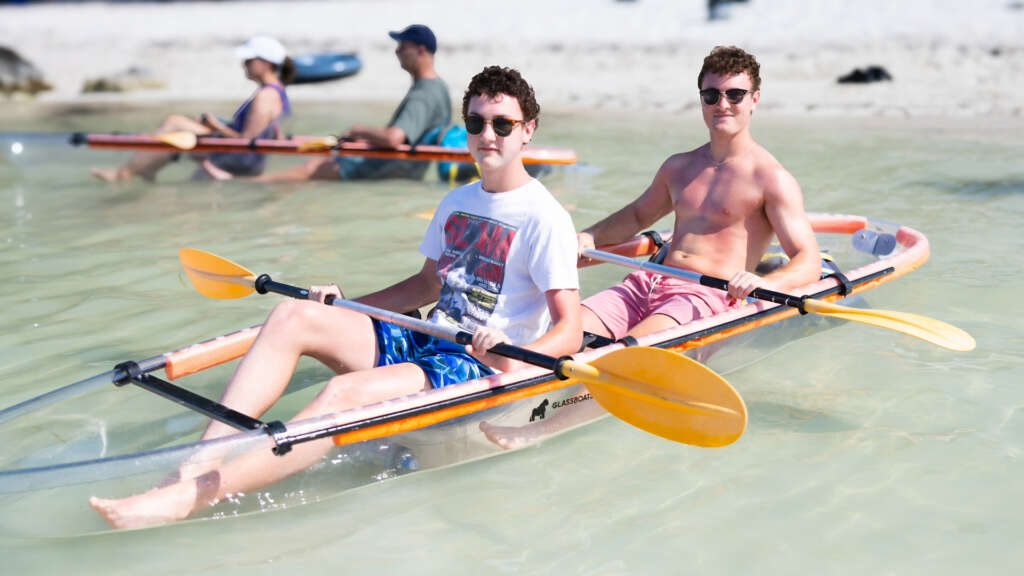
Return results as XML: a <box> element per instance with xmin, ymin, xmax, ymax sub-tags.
<box><xmin>1</xmin><ymin>0</ymin><xmax>1023</xmax><ymax>117</ymax></box>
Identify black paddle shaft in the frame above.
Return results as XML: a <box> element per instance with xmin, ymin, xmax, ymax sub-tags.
<box><xmin>697</xmin><ymin>276</ymin><xmax>808</xmax><ymax>313</ymax></box>
<box><xmin>254</xmin><ymin>274</ymin><xmax>309</xmax><ymax>300</ymax></box>
<box><xmin>253</xmin><ymin>274</ymin><xmax>573</xmax><ymax>379</ymax></box>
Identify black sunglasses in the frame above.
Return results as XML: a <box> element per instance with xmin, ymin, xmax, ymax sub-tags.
<box><xmin>465</xmin><ymin>114</ymin><xmax>526</xmax><ymax>137</ymax></box>
<box><xmin>699</xmin><ymin>88</ymin><xmax>751</xmax><ymax>106</ymax></box>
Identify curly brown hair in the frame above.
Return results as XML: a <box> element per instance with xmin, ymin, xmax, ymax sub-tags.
<box><xmin>697</xmin><ymin>46</ymin><xmax>761</xmax><ymax>92</ymax></box>
<box><xmin>461</xmin><ymin>66</ymin><xmax>541</xmax><ymax>126</ymax></box>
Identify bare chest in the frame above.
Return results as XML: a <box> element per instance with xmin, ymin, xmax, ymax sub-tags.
<box><xmin>670</xmin><ymin>168</ymin><xmax>765</xmax><ymax>227</ymax></box>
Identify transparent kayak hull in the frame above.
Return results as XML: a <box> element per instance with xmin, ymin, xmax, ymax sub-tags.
<box><xmin>0</xmin><ymin>213</ymin><xmax>928</xmax><ymax>536</ymax></box>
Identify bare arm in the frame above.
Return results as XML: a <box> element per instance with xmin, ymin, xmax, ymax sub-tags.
<box><xmin>760</xmin><ymin>169</ymin><xmax>821</xmax><ymax>292</ymax></box>
<box><xmin>344</xmin><ymin>125</ymin><xmax>408</xmax><ymax>148</ymax></box>
<box><xmin>580</xmin><ymin>158</ymin><xmax>676</xmax><ymax>250</ymax></box>
<box><xmin>203</xmin><ymin>88</ymin><xmax>283</xmax><ymax>139</ymax></box>
<box><xmin>471</xmin><ymin>288</ymin><xmax>582</xmax><ymax>372</ymax></box>
<box><xmin>356</xmin><ymin>258</ymin><xmax>443</xmax><ymax>313</ymax></box>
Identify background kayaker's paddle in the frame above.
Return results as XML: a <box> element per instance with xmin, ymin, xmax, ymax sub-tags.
<box><xmin>295</xmin><ymin>135</ymin><xmax>340</xmax><ymax>152</ymax></box>
<box><xmin>65</xmin><ymin>131</ymin><xmax>198</xmax><ymax>150</ymax></box>
<box><xmin>153</xmin><ymin>131</ymin><xmax>198</xmax><ymax>150</ymax></box>
<box><xmin>583</xmin><ymin>249</ymin><xmax>976</xmax><ymax>352</ymax></box>
<box><xmin>179</xmin><ymin>249</ymin><xmax>747</xmax><ymax>447</ymax></box>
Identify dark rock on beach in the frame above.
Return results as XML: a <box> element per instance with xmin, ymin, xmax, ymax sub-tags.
<box><xmin>0</xmin><ymin>46</ymin><xmax>52</xmax><ymax>96</ymax></box>
<box><xmin>82</xmin><ymin>66</ymin><xmax>166</xmax><ymax>93</ymax></box>
<box><xmin>837</xmin><ymin>65</ymin><xmax>893</xmax><ymax>84</ymax></box>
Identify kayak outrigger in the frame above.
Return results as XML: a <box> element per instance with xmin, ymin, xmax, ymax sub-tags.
<box><xmin>0</xmin><ymin>213</ymin><xmax>973</xmax><ymax>536</ymax></box>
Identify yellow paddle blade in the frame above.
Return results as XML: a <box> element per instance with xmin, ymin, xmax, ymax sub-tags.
<box><xmin>179</xmin><ymin>249</ymin><xmax>257</xmax><ymax>300</ymax></box>
<box><xmin>156</xmin><ymin>131</ymin><xmax>198</xmax><ymax>150</ymax></box>
<box><xmin>562</xmin><ymin>347</ymin><xmax>747</xmax><ymax>447</ymax></box>
<box><xmin>296</xmin><ymin>136</ymin><xmax>339</xmax><ymax>152</ymax></box>
<box><xmin>803</xmin><ymin>299</ymin><xmax>976</xmax><ymax>352</ymax></box>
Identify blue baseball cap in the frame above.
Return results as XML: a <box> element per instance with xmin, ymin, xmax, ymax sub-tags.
<box><xmin>388</xmin><ymin>24</ymin><xmax>436</xmax><ymax>54</ymax></box>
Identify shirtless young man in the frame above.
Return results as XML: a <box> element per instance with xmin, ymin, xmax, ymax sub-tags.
<box><xmin>481</xmin><ymin>46</ymin><xmax>820</xmax><ymax>450</ymax></box>
<box><xmin>90</xmin><ymin>66</ymin><xmax>581</xmax><ymax>529</ymax></box>
<box><xmin>577</xmin><ymin>45</ymin><xmax>821</xmax><ymax>341</ymax></box>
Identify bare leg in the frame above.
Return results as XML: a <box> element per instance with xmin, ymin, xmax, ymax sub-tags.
<box><xmin>91</xmin><ymin>114</ymin><xmax>212</xmax><ymax>182</ymax></box>
<box><xmin>168</xmin><ymin>300</ymin><xmax>376</xmax><ymax>482</ymax></box>
<box><xmin>200</xmin><ymin>159</ymin><xmax>233</xmax><ymax>181</ymax></box>
<box><xmin>481</xmin><ymin>311</ymin><xmax>679</xmax><ymax>449</ymax></box>
<box><xmin>90</xmin><ymin>363</ymin><xmax>430</xmax><ymax>530</ymax></box>
<box><xmin>201</xmin><ymin>299</ymin><xmax>377</xmax><ymax>442</ymax></box>
<box><xmin>581</xmin><ymin>305</ymin><xmax>614</xmax><ymax>339</ymax></box>
<box><xmin>623</xmin><ymin>313</ymin><xmax>680</xmax><ymax>339</ymax></box>
<box><xmin>480</xmin><ymin>392</ymin><xmax>606</xmax><ymax>450</ymax></box>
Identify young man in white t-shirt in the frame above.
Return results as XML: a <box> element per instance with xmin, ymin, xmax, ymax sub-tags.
<box><xmin>90</xmin><ymin>66</ymin><xmax>581</xmax><ymax>529</ymax></box>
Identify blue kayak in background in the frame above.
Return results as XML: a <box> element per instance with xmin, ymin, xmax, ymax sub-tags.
<box><xmin>292</xmin><ymin>52</ymin><xmax>362</xmax><ymax>84</ymax></box>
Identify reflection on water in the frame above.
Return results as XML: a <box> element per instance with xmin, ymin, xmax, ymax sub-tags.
<box><xmin>1</xmin><ymin>104</ymin><xmax>1022</xmax><ymax>573</ymax></box>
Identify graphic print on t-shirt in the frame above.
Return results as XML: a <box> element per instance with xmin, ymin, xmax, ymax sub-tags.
<box><xmin>436</xmin><ymin>211</ymin><xmax>517</xmax><ymax>329</ymax></box>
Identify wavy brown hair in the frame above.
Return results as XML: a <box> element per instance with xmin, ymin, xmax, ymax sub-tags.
<box><xmin>277</xmin><ymin>56</ymin><xmax>296</xmax><ymax>85</ymax></box>
<box><xmin>461</xmin><ymin>66</ymin><xmax>540</xmax><ymax>126</ymax></box>
<box><xmin>697</xmin><ymin>46</ymin><xmax>761</xmax><ymax>92</ymax></box>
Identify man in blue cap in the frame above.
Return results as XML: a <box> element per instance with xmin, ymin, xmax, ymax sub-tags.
<box><xmin>231</xmin><ymin>24</ymin><xmax>451</xmax><ymax>182</ymax></box>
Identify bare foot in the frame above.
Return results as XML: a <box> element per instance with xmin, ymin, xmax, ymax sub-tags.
<box><xmin>90</xmin><ymin>167</ymin><xmax>131</xmax><ymax>182</ymax></box>
<box><xmin>479</xmin><ymin>420</ymin><xmax>540</xmax><ymax>451</ymax></box>
<box><xmin>201</xmin><ymin>159</ymin><xmax>233</xmax><ymax>181</ymax></box>
<box><xmin>89</xmin><ymin>481</ymin><xmax>200</xmax><ymax>530</ymax></box>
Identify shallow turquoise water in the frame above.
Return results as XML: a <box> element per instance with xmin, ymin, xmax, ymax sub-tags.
<box><xmin>1</xmin><ymin>103</ymin><xmax>1022</xmax><ymax>574</ymax></box>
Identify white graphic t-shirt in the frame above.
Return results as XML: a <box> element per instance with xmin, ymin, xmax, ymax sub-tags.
<box><xmin>419</xmin><ymin>178</ymin><xmax>579</xmax><ymax>346</ymax></box>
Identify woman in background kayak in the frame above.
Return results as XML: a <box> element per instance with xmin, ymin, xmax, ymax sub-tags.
<box><xmin>90</xmin><ymin>36</ymin><xmax>293</xmax><ymax>182</ymax></box>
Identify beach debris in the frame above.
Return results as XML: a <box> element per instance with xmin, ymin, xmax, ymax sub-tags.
<box><xmin>0</xmin><ymin>46</ymin><xmax>52</xmax><ymax>96</ymax></box>
<box><xmin>837</xmin><ymin>66</ymin><xmax>893</xmax><ymax>84</ymax></box>
<box><xmin>82</xmin><ymin>66</ymin><xmax>166</xmax><ymax>93</ymax></box>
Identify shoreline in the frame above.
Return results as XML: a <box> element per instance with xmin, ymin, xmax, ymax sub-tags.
<box><xmin>2</xmin><ymin>0</ymin><xmax>1022</xmax><ymax>119</ymax></box>
<box><xmin>4</xmin><ymin>98</ymin><xmax>1024</xmax><ymax>130</ymax></box>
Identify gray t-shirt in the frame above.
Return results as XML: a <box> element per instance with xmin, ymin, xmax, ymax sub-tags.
<box><xmin>338</xmin><ymin>77</ymin><xmax>452</xmax><ymax>180</ymax></box>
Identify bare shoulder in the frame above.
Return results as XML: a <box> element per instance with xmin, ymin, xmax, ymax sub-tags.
<box><xmin>753</xmin><ymin>146</ymin><xmax>800</xmax><ymax>201</ymax></box>
<box><xmin>663</xmin><ymin>148</ymin><xmax>701</xmax><ymax>170</ymax></box>
<box><xmin>253</xmin><ymin>86</ymin><xmax>284</xmax><ymax>107</ymax></box>
<box><xmin>656</xmin><ymin>148</ymin><xmax>703</xmax><ymax>182</ymax></box>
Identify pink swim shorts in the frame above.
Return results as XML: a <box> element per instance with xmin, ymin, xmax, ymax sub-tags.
<box><xmin>582</xmin><ymin>270</ymin><xmax>735</xmax><ymax>340</ymax></box>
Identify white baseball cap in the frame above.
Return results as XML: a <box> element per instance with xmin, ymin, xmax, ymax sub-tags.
<box><xmin>234</xmin><ymin>36</ymin><xmax>287</xmax><ymax>65</ymax></box>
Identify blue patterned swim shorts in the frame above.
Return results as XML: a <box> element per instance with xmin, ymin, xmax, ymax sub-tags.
<box><xmin>372</xmin><ymin>319</ymin><xmax>494</xmax><ymax>388</ymax></box>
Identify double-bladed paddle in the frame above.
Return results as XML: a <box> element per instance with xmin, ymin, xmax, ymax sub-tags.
<box><xmin>72</xmin><ymin>131</ymin><xmax>198</xmax><ymax>150</ymax></box>
<box><xmin>178</xmin><ymin>249</ymin><xmax>747</xmax><ymax>447</ymax></box>
<box><xmin>583</xmin><ymin>248</ymin><xmax>976</xmax><ymax>352</ymax></box>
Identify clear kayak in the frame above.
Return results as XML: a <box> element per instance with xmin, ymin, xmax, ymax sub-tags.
<box><xmin>1</xmin><ymin>131</ymin><xmax>578</xmax><ymax>166</ymax></box>
<box><xmin>0</xmin><ymin>213</ymin><xmax>931</xmax><ymax>536</ymax></box>
<box><xmin>69</xmin><ymin>132</ymin><xmax>579</xmax><ymax>165</ymax></box>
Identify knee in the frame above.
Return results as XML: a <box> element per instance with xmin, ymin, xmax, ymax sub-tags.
<box><xmin>265</xmin><ymin>299</ymin><xmax>323</xmax><ymax>334</ymax></box>
<box><xmin>160</xmin><ymin>114</ymin><xmax>192</xmax><ymax>130</ymax></box>
<box><xmin>266</xmin><ymin>298</ymin><xmax>365</xmax><ymax>336</ymax></box>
